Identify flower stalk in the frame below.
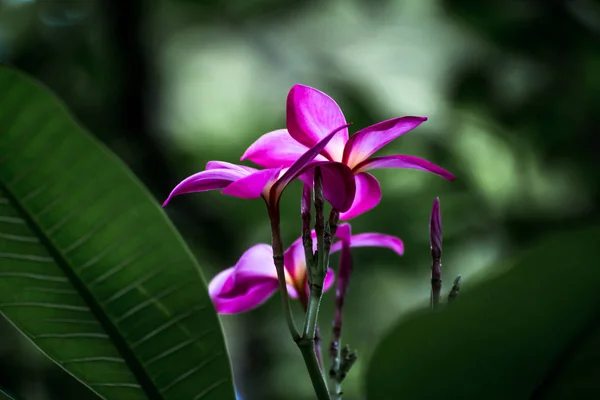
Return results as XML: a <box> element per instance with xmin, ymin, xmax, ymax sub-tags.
<box><xmin>303</xmin><ymin>168</ymin><xmax>326</xmax><ymax>340</ymax></box>
<box><xmin>430</xmin><ymin>197</ymin><xmax>442</xmax><ymax>310</ymax></box>
<box><xmin>268</xmin><ymin>205</ymin><xmax>300</xmax><ymax>341</ymax></box>
<box><xmin>328</xmin><ymin>219</ymin><xmax>351</xmax><ymax>399</ymax></box>
<box><xmin>296</xmin><ymin>168</ymin><xmax>331</xmax><ymax>400</ymax></box>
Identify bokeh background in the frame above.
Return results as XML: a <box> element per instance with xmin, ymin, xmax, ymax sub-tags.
<box><xmin>1</xmin><ymin>0</ymin><xmax>599</xmax><ymax>399</ymax></box>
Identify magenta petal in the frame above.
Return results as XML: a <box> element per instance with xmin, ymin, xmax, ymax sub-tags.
<box><xmin>331</xmin><ymin>233</ymin><xmax>404</xmax><ymax>256</ymax></box>
<box><xmin>208</xmin><ymin>244</ymin><xmax>279</xmax><ymax>314</ymax></box>
<box><xmin>209</xmin><ymin>267</ymin><xmax>279</xmax><ymax>314</ymax></box>
<box><xmin>320</xmin><ymin>162</ymin><xmax>356</xmax><ymax>212</ymax></box>
<box><xmin>354</xmin><ymin>155</ymin><xmax>456</xmax><ymax>181</ymax></box>
<box><xmin>323</xmin><ymin>268</ymin><xmax>335</xmax><ymax>293</ymax></box>
<box><xmin>241</xmin><ymin>129</ymin><xmax>326</xmax><ymax>168</ymax></box>
<box><xmin>221</xmin><ymin>168</ymin><xmax>281</xmax><ymax>199</ymax></box>
<box><xmin>283</xmin><ymin>237</ymin><xmax>306</xmax><ymax>282</ymax></box>
<box><xmin>286</xmin><ymin>84</ymin><xmax>348</xmax><ymax>161</ymax></box>
<box><xmin>343</xmin><ymin>116</ymin><xmax>427</xmax><ymax>168</ymax></box>
<box><xmin>338</xmin><ymin>173</ymin><xmax>382</xmax><ymax>220</ymax></box>
<box><xmin>334</xmin><ymin>223</ymin><xmax>352</xmax><ymax>244</ymax></box>
<box><xmin>271</xmin><ymin>123</ymin><xmax>351</xmax><ymax>203</ymax></box>
<box><xmin>162</xmin><ymin>168</ymin><xmax>247</xmax><ymax>206</ymax></box>
<box><xmin>206</xmin><ymin>161</ymin><xmax>256</xmax><ymax>173</ymax></box>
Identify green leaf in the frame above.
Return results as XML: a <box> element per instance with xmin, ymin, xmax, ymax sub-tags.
<box><xmin>0</xmin><ymin>67</ymin><xmax>235</xmax><ymax>400</ymax></box>
<box><xmin>0</xmin><ymin>387</ymin><xmax>17</xmax><ymax>400</ymax></box>
<box><xmin>366</xmin><ymin>225</ymin><xmax>600</xmax><ymax>400</ymax></box>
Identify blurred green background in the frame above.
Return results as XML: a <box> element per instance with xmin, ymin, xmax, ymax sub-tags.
<box><xmin>0</xmin><ymin>0</ymin><xmax>599</xmax><ymax>399</ymax></box>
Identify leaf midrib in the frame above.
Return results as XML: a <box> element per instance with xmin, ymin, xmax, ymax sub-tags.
<box><xmin>0</xmin><ymin>180</ymin><xmax>163</xmax><ymax>400</ymax></box>
<box><xmin>530</xmin><ymin>310</ymin><xmax>600</xmax><ymax>399</ymax></box>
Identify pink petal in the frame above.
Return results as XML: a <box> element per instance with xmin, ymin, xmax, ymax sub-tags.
<box><xmin>331</xmin><ymin>233</ymin><xmax>404</xmax><ymax>256</ymax></box>
<box><xmin>221</xmin><ymin>168</ymin><xmax>282</xmax><ymax>199</ymax></box>
<box><xmin>209</xmin><ymin>268</ymin><xmax>279</xmax><ymax>314</ymax></box>
<box><xmin>286</xmin><ymin>84</ymin><xmax>348</xmax><ymax>162</ymax></box>
<box><xmin>270</xmin><ymin>123</ymin><xmax>351</xmax><ymax>204</ymax></box>
<box><xmin>323</xmin><ymin>268</ymin><xmax>335</xmax><ymax>293</ymax></box>
<box><xmin>283</xmin><ymin>237</ymin><xmax>306</xmax><ymax>282</ymax></box>
<box><xmin>162</xmin><ymin>168</ymin><xmax>247</xmax><ymax>206</ymax></box>
<box><xmin>320</xmin><ymin>162</ymin><xmax>356</xmax><ymax>213</ymax></box>
<box><xmin>343</xmin><ymin>116</ymin><xmax>427</xmax><ymax>168</ymax></box>
<box><xmin>354</xmin><ymin>155</ymin><xmax>456</xmax><ymax>181</ymax></box>
<box><xmin>334</xmin><ymin>223</ymin><xmax>352</xmax><ymax>244</ymax></box>
<box><xmin>208</xmin><ymin>244</ymin><xmax>280</xmax><ymax>314</ymax></box>
<box><xmin>241</xmin><ymin>129</ymin><xmax>326</xmax><ymax>168</ymax></box>
<box><xmin>206</xmin><ymin>161</ymin><xmax>256</xmax><ymax>173</ymax></box>
<box><xmin>331</xmin><ymin>233</ymin><xmax>404</xmax><ymax>255</ymax></box>
<box><xmin>338</xmin><ymin>173</ymin><xmax>382</xmax><ymax>220</ymax></box>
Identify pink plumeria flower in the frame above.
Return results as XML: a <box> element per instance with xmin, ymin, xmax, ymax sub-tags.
<box><xmin>242</xmin><ymin>84</ymin><xmax>456</xmax><ymax>219</ymax></box>
<box><xmin>162</xmin><ymin>124</ymin><xmax>352</xmax><ymax>212</ymax></box>
<box><xmin>208</xmin><ymin>223</ymin><xmax>404</xmax><ymax>314</ymax></box>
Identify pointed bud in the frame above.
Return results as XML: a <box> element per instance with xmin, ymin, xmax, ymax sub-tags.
<box><xmin>430</xmin><ymin>197</ymin><xmax>442</xmax><ymax>263</ymax></box>
<box><xmin>338</xmin><ymin>345</ymin><xmax>358</xmax><ymax>382</ymax></box>
<box><xmin>448</xmin><ymin>275</ymin><xmax>461</xmax><ymax>302</ymax></box>
<box><xmin>430</xmin><ymin>197</ymin><xmax>443</xmax><ymax>309</ymax></box>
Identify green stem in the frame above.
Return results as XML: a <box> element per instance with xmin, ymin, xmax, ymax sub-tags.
<box><xmin>303</xmin><ymin>282</ymin><xmax>323</xmax><ymax>340</ymax></box>
<box><xmin>297</xmin><ymin>338</ymin><xmax>331</xmax><ymax>400</ymax></box>
<box><xmin>295</xmin><ymin>167</ymin><xmax>331</xmax><ymax>399</ymax></box>
<box><xmin>268</xmin><ymin>203</ymin><xmax>300</xmax><ymax>341</ymax></box>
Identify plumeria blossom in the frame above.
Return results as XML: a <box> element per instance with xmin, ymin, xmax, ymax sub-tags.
<box><xmin>242</xmin><ymin>84</ymin><xmax>456</xmax><ymax>219</ymax></box>
<box><xmin>162</xmin><ymin>124</ymin><xmax>352</xmax><ymax>212</ymax></box>
<box><xmin>208</xmin><ymin>224</ymin><xmax>404</xmax><ymax>314</ymax></box>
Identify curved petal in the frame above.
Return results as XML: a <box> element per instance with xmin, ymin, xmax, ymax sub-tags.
<box><xmin>286</xmin><ymin>84</ymin><xmax>348</xmax><ymax>161</ymax></box>
<box><xmin>320</xmin><ymin>162</ymin><xmax>356</xmax><ymax>213</ymax></box>
<box><xmin>221</xmin><ymin>167</ymin><xmax>282</xmax><ymax>199</ymax></box>
<box><xmin>323</xmin><ymin>268</ymin><xmax>335</xmax><ymax>293</ymax></box>
<box><xmin>208</xmin><ymin>244</ymin><xmax>280</xmax><ymax>314</ymax></box>
<box><xmin>283</xmin><ymin>237</ymin><xmax>307</xmax><ymax>283</ymax></box>
<box><xmin>206</xmin><ymin>161</ymin><xmax>256</xmax><ymax>173</ymax></box>
<box><xmin>241</xmin><ymin>129</ymin><xmax>326</xmax><ymax>168</ymax></box>
<box><xmin>354</xmin><ymin>155</ymin><xmax>456</xmax><ymax>181</ymax></box>
<box><xmin>334</xmin><ymin>223</ymin><xmax>352</xmax><ymax>244</ymax></box>
<box><xmin>270</xmin><ymin>123</ymin><xmax>351</xmax><ymax>204</ymax></box>
<box><xmin>162</xmin><ymin>168</ymin><xmax>247</xmax><ymax>206</ymax></box>
<box><xmin>343</xmin><ymin>116</ymin><xmax>427</xmax><ymax>168</ymax></box>
<box><xmin>331</xmin><ymin>233</ymin><xmax>404</xmax><ymax>256</ymax></box>
<box><xmin>338</xmin><ymin>173</ymin><xmax>382</xmax><ymax>220</ymax></box>
<box><xmin>209</xmin><ymin>267</ymin><xmax>279</xmax><ymax>314</ymax></box>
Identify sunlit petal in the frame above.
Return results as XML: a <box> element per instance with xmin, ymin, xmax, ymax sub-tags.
<box><xmin>286</xmin><ymin>84</ymin><xmax>348</xmax><ymax>161</ymax></box>
<box><xmin>242</xmin><ymin>129</ymin><xmax>325</xmax><ymax>168</ymax></box>
<box><xmin>331</xmin><ymin>233</ymin><xmax>404</xmax><ymax>256</ymax></box>
<box><xmin>343</xmin><ymin>116</ymin><xmax>427</xmax><ymax>168</ymax></box>
<box><xmin>162</xmin><ymin>167</ymin><xmax>247</xmax><ymax>206</ymax></box>
<box><xmin>354</xmin><ymin>155</ymin><xmax>455</xmax><ymax>181</ymax></box>
<box><xmin>221</xmin><ymin>168</ymin><xmax>282</xmax><ymax>199</ymax></box>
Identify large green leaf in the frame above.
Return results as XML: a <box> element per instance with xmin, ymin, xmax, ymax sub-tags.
<box><xmin>0</xmin><ymin>67</ymin><xmax>235</xmax><ymax>400</ymax></box>
<box><xmin>366</xmin><ymin>225</ymin><xmax>600</xmax><ymax>399</ymax></box>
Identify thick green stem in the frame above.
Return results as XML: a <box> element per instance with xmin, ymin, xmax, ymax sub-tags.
<box><xmin>295</xmin><ymin>168</ymin><xmax>330</xmax><ymax>399</ymax></box>
<box><xmin>303</xmin><ymin>282</ymin><xmax>324</xmax><ymax>340</ymax></box>
<box><xmin>268</xmin><ymin>204</ymin><xmax>300</xmax><ymax>341</ymax></box>
<box><xmin>297</xmin><ymin>338</ymin><xmax>331</xmax><ymax>400</ymax></box>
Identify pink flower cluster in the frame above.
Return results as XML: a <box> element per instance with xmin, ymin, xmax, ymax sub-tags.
<box><xmin>163</xmin><ymin>85</ymin><xmax>454</xmax><ymax>313</ymax></box>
